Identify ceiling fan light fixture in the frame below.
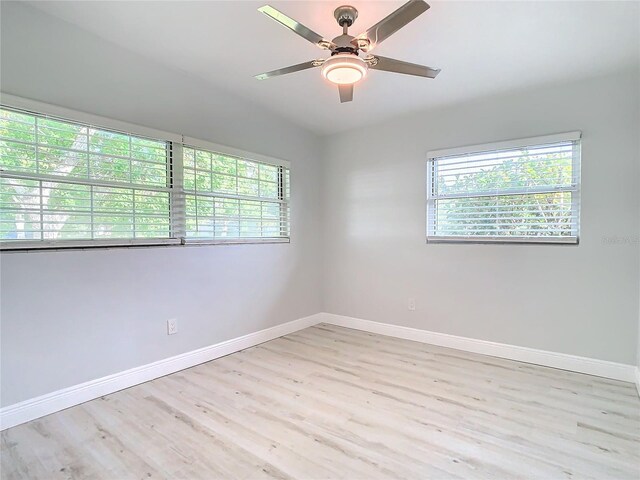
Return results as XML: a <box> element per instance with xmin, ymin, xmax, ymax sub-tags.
<box><xmin>255</xmin><ymin>1</ymin><xmax>440</xmax><ymax>103</ymax></box>
<box><xmin>321</xmin><ymin>54</ymin><xmax>368</xmax><ymax>85</ymax></box>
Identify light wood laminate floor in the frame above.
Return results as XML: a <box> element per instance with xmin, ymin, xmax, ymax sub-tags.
<box><xmin>2</xmin><ymin>324</ymin><xmax>639</xmax><ymax>479</ymax></box>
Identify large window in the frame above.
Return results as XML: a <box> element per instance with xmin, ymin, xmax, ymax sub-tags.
<box><xmin>427</xmin><ymin>132</ymin><xmax>581</xmax><ymax>243</ymax></box>
<box><xmin>0</xmin><ymin>107</ymin><xmax>172</xmax><ymax>244</ymax></box>
<box><xmin>0</xmin><ymin>103</ymin><xmax>291</xmax><ymax>249</ymax></box>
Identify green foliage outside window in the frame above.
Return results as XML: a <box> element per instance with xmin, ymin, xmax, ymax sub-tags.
<box><xmin>0</xmin><ymin>108</ymin><xmax>169</xmax><ymax>240</ymax></box>
<box><xmin>183</xmin><ymin>146</ymin><xmax>288</xmax><ymax>238</ymax></box>
<box><xmin>0</xmin><ymin>107</ymin><xmax>291</xmax><ymax>243</ymax></box>
<box><xmin>431</xmin><ymin>144</ymin><xmax>577</xmax><ymax>238</ymax></box>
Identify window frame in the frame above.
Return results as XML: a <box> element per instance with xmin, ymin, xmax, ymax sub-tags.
<box><xmin>180</xmin><ymin>136</ymin><xmax>291</xmax><ymax>244</ymax></box>
<box><xmin>426</xmin><ymin>132</ymin><xmax>582</xmax><ymax>245</ymax></box>
<box><xmin>0</xmin><ymin>94</ymin><xmax>291</xmax><ymax>251</ymax></box>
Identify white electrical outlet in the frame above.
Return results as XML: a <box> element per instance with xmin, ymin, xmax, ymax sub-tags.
<box><xmin>408</xmin><ymin>298</ymin><xmax>416</xmax><ymax>311</ymax></box>
<box><xmin>167</xmin><ymin>318</ymin><xmax>178</xmax><ymax>335</ymax></box>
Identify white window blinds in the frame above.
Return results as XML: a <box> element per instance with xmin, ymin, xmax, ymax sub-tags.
<box><xmin>0</xmin><ymin>107</ymin><xmax>172</xmax><ymax>245</ymax></box>
<box><xmin>183</xmin><ymin>145</ymin><xmax>290</xmax><ymax>241</ymax></box>
<box><xmin>0</xmin><ymin>103</ymin><xmax>291</xmax><ymax>249</ymax></box>
<box><xmin>427</xmin><ymin>133</ymin><xmax>581</xmax><ymax>243</ymax></box>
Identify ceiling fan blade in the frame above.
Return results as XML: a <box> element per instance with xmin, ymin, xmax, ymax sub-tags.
<box><xmin>352</xmin><ymin>0</ymin><xmax>430</xmax><ymax>52</ymax></box>
<box><xmin>255</xmin><ymin>60</ymin><xmax>324</xmax><ymax>80</ymax></box>
<box><xmin>258</xmin><ymin>5</ymin><xmax>336</xmax><ymax>50</ymax></box>
<box><xmin>367</xmin><ymin>55</ymin><xmax>440</xmax><ymax>78</ymax></box>
<box><xmin>338</xmin><ymin>85</ymin><xmax>354</xmax><ymax>103</ymax></box>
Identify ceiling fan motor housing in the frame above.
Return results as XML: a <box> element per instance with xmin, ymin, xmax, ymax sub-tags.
<box><xmin>331</xmin><ymin>33</ymin><xmax>358</xmax><ymax>55</ymax></box>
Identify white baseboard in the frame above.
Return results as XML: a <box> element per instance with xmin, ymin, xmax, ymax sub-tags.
<box><xmin>3</xmin><ymin>312</ymin><xmax>636</xmax><ymax>431</ymax></box>
<box><xmin>319</xmin><ymin>313</ymin><xmax>637</xmax><ymax>383</ymax></box>
<box><xmin>0</xmin><ymin>313</ymin><xmax>323</xmax><ymax>431</ymax></box>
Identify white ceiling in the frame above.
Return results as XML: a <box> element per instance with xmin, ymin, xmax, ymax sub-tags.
<box><xmin>28</xmin><ymin>1</ymin><xmax>640</xmax><ymax>135</ymax></box>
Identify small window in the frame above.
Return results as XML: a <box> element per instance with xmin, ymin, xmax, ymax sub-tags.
<box><xmin>182</xmin><ymin>145</ymin><xmax>290</xmax><ymax>241</ymax></box>
<box><xmin>427</xmin><ymin>133</ymin><xmax>581</xmax><ymax>244</ymax></box>
<box><xmin>0</xmin><ymin>107</ymin><xmax>172</xmax><ymax>246</ymax></box>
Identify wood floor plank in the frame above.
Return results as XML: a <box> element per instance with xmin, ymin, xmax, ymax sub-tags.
<box><xmin>2</xmin><ymin>324</ymin><xmax>639</xmax><ymax>479</ymax></box>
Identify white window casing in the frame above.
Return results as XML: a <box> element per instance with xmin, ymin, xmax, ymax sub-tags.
<box><xmin>181</xmin><ymin>140</ymin><xmax>290</xmax><ymax>243</ymax></box>
<box><xmin>427</xmin><ymin>132</ymin><xmax>581</xmax><ymax>244</ymax></box>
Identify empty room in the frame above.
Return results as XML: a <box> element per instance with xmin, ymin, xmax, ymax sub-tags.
<box><xmin>0</xmin><ymin>0</ymin><xmax>639</xmax><ymax>478</ymax></box>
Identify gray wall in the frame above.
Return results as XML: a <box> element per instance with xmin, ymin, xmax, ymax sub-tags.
<box><xmin>321</xmin><ymin>70</ymin><xmax>640</xmax><ymax>365</ymax></box>
<box><xmin>0</xmin><ymin>3</ymin><xmax>323</xmax><ymax>406</ymax></box>
<box><xmin>2</xmin><ymin>2</ymin><xmax>639</xmax><ymax>409</ymax></box>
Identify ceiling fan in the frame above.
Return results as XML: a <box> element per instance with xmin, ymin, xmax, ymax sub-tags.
<box><xmin>255</xmin><ymin>0</ymin><xmax>440</xmax><ymax>103</ymax></box>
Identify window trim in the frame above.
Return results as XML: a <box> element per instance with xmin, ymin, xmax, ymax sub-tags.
<box><xmin>426</xmin><ymin>132</ymin><xmax>582</xmax><ymax>245</ymax></box>
<box><xmin>427</xmin><ymin>131</ymin><xmax>582</xmax><ymax>160</ymax></box>
<box><xmin>0</xmin><ymin>94</ymin><xmax>291</xmax><ymax>251</ymax></box>
<box><xmin>180</xmin><ymin>140</ymin><xmax>290</xmax><ymax>243</ymax></box>
<box><xmin>1</xmin><ymin>93</ymin><xmax>182</xmax><ymax>144</ymax></box>
<box><xmin>183</xmin><ymin>136</ymin><xmax>290</xmax><ymax>169</ymax></box>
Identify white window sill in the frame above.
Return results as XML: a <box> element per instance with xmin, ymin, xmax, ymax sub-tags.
<box><xmin>426</xmin><ymin>236</ymin><xmax>578</xmax><ymax>245</ymax></box>
<box><xmin>0</xmin><ymin>237</ymin><xmax>290</xmax><ymax>253</ymax></box>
